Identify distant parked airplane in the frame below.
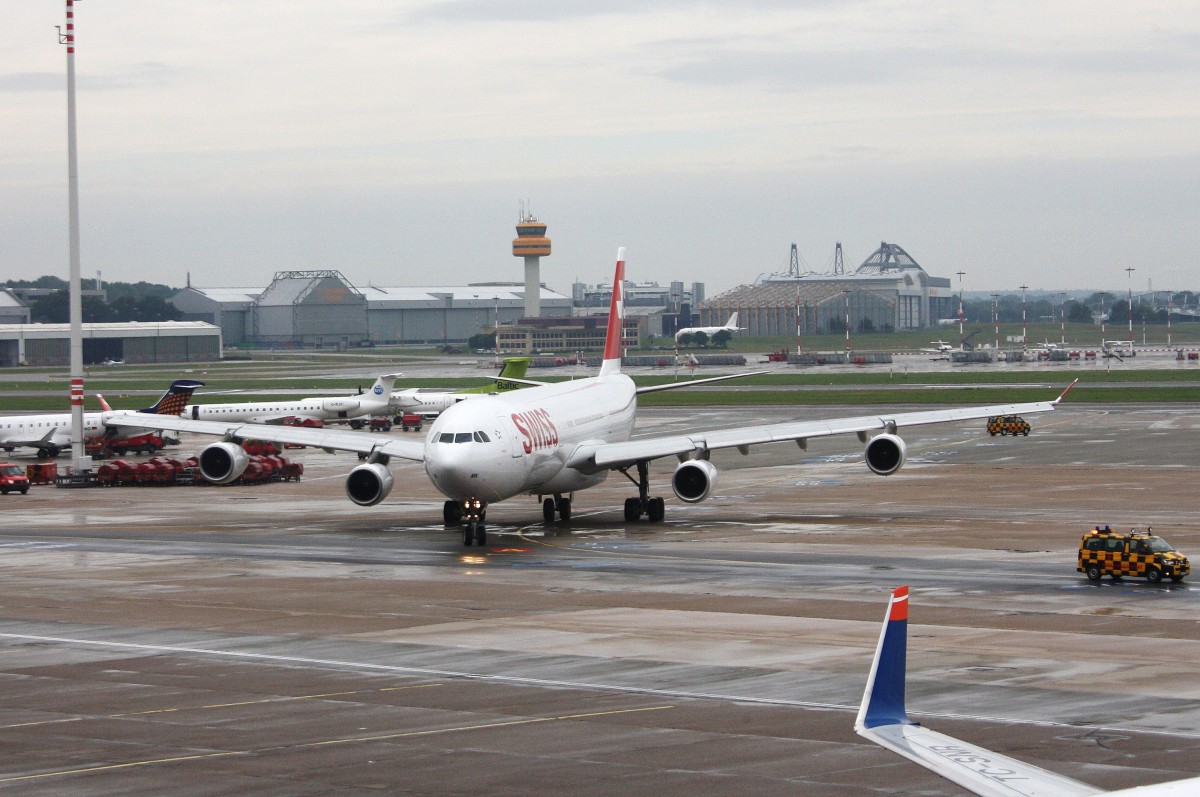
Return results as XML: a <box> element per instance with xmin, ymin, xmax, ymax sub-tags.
<box><xmin>179</xmin><ymin>374</ymin><xmax>400</xmax><ymax>425</ymax></box>
<box><xmin>857</xmin><ymin>586</ymin><xmax>1200</xmax><ymax>796</ymax></box>
<box><xmin>0</xmin><ymin>380</ymin><xmax>202</xmax><ymax>459</ymax></box>
<box><xmin>675</xmin><ymin>312</ymin><xmax>743</xmax><ymax>340</ymax></box>
<box><xmin>389</xmin><ymin>357</ymin><xmax>543</xmax><ymax>417</ymax></box>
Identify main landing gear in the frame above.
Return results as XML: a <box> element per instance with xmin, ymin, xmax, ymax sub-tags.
<box><xmin>618</xmin><ymin>461</ymin><xmax>665</xmax><ymax>523</ymax></box>
<box><xmin>445</xmin><ymin>499</ymin><xmax>487</xmax><ymax>546</ymax></box>
<box><xmin>541</xmin><ymin>494</ymin><xmax>572</xmax><ymax>523</ymax></box>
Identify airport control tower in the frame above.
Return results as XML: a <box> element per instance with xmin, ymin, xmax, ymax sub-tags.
<box><xmin>512</xmin><ymin>208</ymin><xmax>551</xmax><ymax>318</ymax></box>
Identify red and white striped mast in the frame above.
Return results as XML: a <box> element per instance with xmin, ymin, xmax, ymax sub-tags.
<box><xmin>60</xmin><ymin>0</ymin><xmax>88</xmax><ymax>470</ymax></box>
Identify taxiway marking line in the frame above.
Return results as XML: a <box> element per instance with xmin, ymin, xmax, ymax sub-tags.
<box><xmin>0</xmin><ymin>704</ymin><xmax>673</xmax><ymax>784</ymax></box>
<box><xmin>0</xmin><ymin>684</ymin><xmax>441</xmax><ymax>730</ymax></box>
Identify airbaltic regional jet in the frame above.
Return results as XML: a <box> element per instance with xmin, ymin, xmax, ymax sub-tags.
<box><xmin>857</xmin><ymin>586</ymin><xmax>1200</xmax><ymax>796</ymax></box>
<box><xmin>105</xmin><ymin>249</ymin><xmax>1073</xmax><ymax>546</ymax></box>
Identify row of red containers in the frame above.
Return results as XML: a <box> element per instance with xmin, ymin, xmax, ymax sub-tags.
<box><xmin>95</xmin><ymin>454</ymin><xmax>303</xmax><ymax>486</ymax></box>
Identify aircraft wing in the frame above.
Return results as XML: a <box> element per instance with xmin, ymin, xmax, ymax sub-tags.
<box><xmin>101</xmin><ymin>412</ymin><xmax>426</xmax><ymax>462</ymax></box>
<box><xmin>576</xmin><ymin>391</ymin><xmax>1070</xmax><ymax>472</ymax></box>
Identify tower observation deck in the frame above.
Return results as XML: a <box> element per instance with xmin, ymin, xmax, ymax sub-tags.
<box><xmin>513</xmin><ymin>210</ymin><xmax>551</xmax><ymax>317</ymax></box>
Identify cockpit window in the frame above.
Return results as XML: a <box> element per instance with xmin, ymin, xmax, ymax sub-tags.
<box><xmin>454</xmin><ymin>432</ymin><xmax>473</xmax><ymax>443</ymax></box>
<box><xmin>474</xmin><ymin>431</ymin><xmax>490</xmax><ymax>443</ymax></box>
<box><xmin>439</xmin><ymin>433</ymin><xmax>454</xmax><ymax>443</ymax></box>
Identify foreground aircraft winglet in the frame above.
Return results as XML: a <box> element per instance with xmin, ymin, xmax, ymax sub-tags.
<box><xmin>856</xmin><ymin>587</ymin><xmax>1200</xmax><ymax>796</ymax></box>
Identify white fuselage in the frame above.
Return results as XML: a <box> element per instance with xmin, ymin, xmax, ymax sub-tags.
<box><xmin>183</xmin><ymin>394</ymin><xmax>387</xmax><ymax>424</ymax></box>
<box><xmin>390</xmin><ymin>388</ymin><xmax>467</xmax><ymax>416</ymax></box>
<box><xmin>0</xmin><ymin>412</ymin><xmax>107</xmax><ymax>450</ymax></box>
<box><xmin>423</xmin><ymin>374</ymin><xmax>637</xmax><ymax>503</ymax></box>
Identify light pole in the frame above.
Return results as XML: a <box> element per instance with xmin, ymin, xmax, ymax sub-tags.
<box><xmin>843</xmin><ymin>289</ymin><xmax>851</xmax><ymax>356</ymax></box>
<box><xmin>1059</xmin><ymin>291</ymin><xmax>1066</xmax><ymax>345</ymax></box>
<box><xmin>1020</xmin><ymin>285</ymin><xmax>1029</xmax><ymax>353</ymax></box>
<box><xmin>1099</xmin><ymin>292</ymin><xmax>1108</xmax><ymax>341</ymax></box>
<box><xmin>991</xmin><ymin>293</ymin><xmax>1000</xmax><ymax>353</ymax></box>
<box><xmin>956</xmin><ymin>271</ymin><xmax>965</xmax><ymax>350</ymax></box>
<box><xmin>1125</xmin><ymin>266</ymin><xmax>1136</xmax><ymax>344</ymax></box>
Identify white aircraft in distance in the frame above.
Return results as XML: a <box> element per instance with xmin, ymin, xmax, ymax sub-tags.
<box><xmin>0</xmin><ymin>379</ymin><xmax>203</xmax><ymax>459</ymax></box>
<box><xmin>675</xmin><ymin>312</ymin><xmax>743</xmax><ymax>340</ymax></box>
<box><xmin>104</xmin><ymin>249</ymin><xmax>1074</xmax><ymax>547</ymax></box>
<box><xmin>922</xmin><ymin>340</ymin><xmax>956</xmax><ymax>355</ymax></box>
<box><xmin>178</xmin><ymin>374</ymin><xmax>401</xmax><ymax>426</ymax></box>
<box><xmin>857</xmin><ymin>586</ymin><xmax>1200</xmax><ymax>796</ymax></box>
<box><xmin>388</xmin><ymin>358</ymin><xmax>544</xmax><ymax>418</ymax></box>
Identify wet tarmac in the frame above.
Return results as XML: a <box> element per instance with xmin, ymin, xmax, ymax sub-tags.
<box><xmin>1</xmin><ymin>403</ymin><xmax>1199</xmax><ymax>795</ymax></box>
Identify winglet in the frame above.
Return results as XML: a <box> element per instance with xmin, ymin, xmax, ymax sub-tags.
<box><xmin>599</xmin><ymin>248</ymin><xmax>626</xmax><ymax>379</ymax></box>
<box><xmin>855</xmin><ymin>585</ymin><xmax>914</xmax><ymax>732</ymax></box>
<box><xmin>1052</xmin><ymin>378</ymin><xmax>1079</xmax><ymax>406</ymax></box>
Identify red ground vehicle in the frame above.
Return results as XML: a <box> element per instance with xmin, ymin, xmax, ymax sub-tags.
<box><xmin>398</xmin><ymin>413</ymin><xmax>423</xmax><ymax>432</ymax></box>
<box><xmin>1</xmin><ymin>462</ymin><xmax>31</xmax><ymax>494</ymax></box>
<box><xmin>369</xmin><ymin>418</ymin><xmax>393</xmax><ymax>432</ymax></box>
<box><xmin>86</xmin><ymin>432</ymin><xmax>164</xmax><ymax>458</ymax></box>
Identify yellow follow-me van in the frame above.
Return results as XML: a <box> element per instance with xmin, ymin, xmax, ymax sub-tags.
<box><xmin>986</xmin><ymin>415</ymin><xmax>1030</xmax><ymax>436</ymax></box>
<box><xmin>1078</xmin><ymin>526</ymin><xmax>1190</xmax><ymax>583</ymax></box>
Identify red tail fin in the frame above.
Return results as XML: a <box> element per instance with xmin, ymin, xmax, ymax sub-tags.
<box><xmin>599</xmin><ymin>247</ymin><xmax>626</xmax><ymax>378</ymax></box>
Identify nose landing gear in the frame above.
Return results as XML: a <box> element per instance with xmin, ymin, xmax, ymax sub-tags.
<box><xmin>456</xmin><ymin>499</ymin><xmax>487</xmax><ymax>546</ymax></box>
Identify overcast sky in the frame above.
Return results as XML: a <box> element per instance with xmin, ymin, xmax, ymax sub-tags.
<box><xmin>3</xmin><ymin>1</ymin><xmax>1197</xmax><ymax>297</ymax></box>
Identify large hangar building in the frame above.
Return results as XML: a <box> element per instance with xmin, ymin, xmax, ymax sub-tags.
<box><xmin>699</xmin><ymin>242</ymin><xmax>955</xmax><ymax>336</ymax></box>
<box><xmin>0</xmin><ymin>321</ymin><xmax>221</xmax><ymax>367</ymax></box>
<box><xmin>174</xmin><ymin>271</ymin><xmax>572</xmax><ymax>348</ymax></box>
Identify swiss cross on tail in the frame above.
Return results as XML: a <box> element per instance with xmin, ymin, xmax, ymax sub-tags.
<box><xmin>599</xmin><ymin>248</ymin><xmax>626</xmax><ymax>378</ymax></box>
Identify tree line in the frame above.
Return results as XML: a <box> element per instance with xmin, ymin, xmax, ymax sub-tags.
<box><xmin>4</xmin><ymin>276</ymin><xmax>183</xmax><ymax>323</ymax></box>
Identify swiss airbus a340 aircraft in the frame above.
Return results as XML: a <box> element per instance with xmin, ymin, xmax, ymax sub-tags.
<box><xmin>106</xmin><ymin>250</ymin><xmax>1073</xmax><ymax>546</ymax></box>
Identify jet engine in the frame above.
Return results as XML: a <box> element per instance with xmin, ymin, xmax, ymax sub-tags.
<box><xmin>672</xmin><ymin>458</ymin><xmax>718</xmax><ymax>503</ymax></box>
<box><xmin>345</xmin><ymin>462</ymin><xmax>394</xmax><ymax>507</ymax></box>
<box><xmin>198</xmin><ymin>441</ymin><xmax>250</xmax><ymax>484</ymax></box>
<box><xmin>864</xmin><ymin>433</ymin><xmax>906</xmax><ymax>476</ymax></box>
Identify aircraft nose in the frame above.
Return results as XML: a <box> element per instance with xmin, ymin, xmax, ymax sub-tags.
<box><xmin>426</xmin><ymin>443</ymin><xmax>479</xmax><ymax>498</ymax></box>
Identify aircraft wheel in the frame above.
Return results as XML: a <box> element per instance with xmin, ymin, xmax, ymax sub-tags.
<box><xmin>558</xmin><ymin>497</ymin><xmax>571</xmax><ymax>522</ymax></box>
<box><xmin>36</xmin><ymin>449</ymin><xmax>49</xmax><ymax>460</ymax></box>
<box><xmin>647</xmin><ymin>497</ymin><xmax>665</xmax><ymax>523</ymax></box>
<box><xmin>1085</xmin><ymin>565</ymin><xmax>1102</xmax><ymax>582</ymax></box>
<box><xmin>543</xmin><ymin>498</ymin><xmax>555</xmax><ymax>523</ymax></box>
<box><xmin>475</xmin><ymin>525</ymin><xmax>487</xmax><ymax>546</ymax></box>
<box><xmin>623</xmin><ymin>497</ymin><xmax>642</xmax><ymax>522</ymax></box>
<box><xmin>444</xmin><ymin>501</ymin><xmax>462</xmax><ymax>525</ymax></box>
<box><xmin>1145</xmin><ymin>567</ymin><xmax>1162</xmax><ymax>584</ymax></box>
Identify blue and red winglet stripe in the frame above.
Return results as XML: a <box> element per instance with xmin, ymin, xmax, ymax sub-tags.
<box><xmin>860</xmin><ymin>585</ymin><xmax>914</xmax><ymax>729</ymax></box>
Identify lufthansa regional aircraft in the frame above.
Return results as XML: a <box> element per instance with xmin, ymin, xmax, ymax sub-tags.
<box><xmin>675</xmin><ymin>312</ymin><xmax>743</xmax><ymax>340</ymax></box>
<box><xmin>857</xmin><ymin>586</ymin><xmax>1200</xmax><ymax>796</ymax></box>
<box><xmin>178</xmin><ymin>374</ymin><xmax>400</xmax><ymax>425</ymax></box>
<box><xmin>0</xmin><ymin>379</ymin><xmax>203</xmax><ymax>459</ymax></box>
<box><xmin>104</xmin><ymin>249</ymin><xmax>1073</xmax><ymax>546</ymax></box>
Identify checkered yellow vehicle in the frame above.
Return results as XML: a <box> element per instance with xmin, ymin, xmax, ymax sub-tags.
<box><xmin>986</xmin><ymin>415</ymin><xmax>1030</xmax><ymax>436</ymax></box>
<box><xmin>1078</xmin><ymin>527</ymin><xmax>1190</xmax><ymax>583</ymax></box>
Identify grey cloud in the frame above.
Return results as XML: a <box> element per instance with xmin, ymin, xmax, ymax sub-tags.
<box><xmin>404</xmin><ymin>0</ymin><xmax>845</xmax><ymax>24</ymax></box>
<box><xmin>0</xmin><ymin>63</ymin><xmax>179</xmax><ymax>93</ymax></box>
<box><xmin>0</xmin><ymin>72</ymin><xmax>62</xmax><ymax>92</ymax></box>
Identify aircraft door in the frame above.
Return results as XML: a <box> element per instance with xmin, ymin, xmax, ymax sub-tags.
<box><xmin>499</xmin><ymin>416</ymin><xmax>521</xmax><ymax>457</ymax></box>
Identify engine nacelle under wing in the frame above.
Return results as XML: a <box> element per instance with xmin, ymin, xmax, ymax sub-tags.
<box><xmin>346</xmin><ymin>462</ymin><xmax>394</xmax><ymax>507</ymax></box>
<box><xmin>672</xmin><ymin>458</ymin><xmax>718</xmax><ymax>503</ymax></box>
<box><xmin>198</xmin><ymin>441</ymin><xmax>250</xmax><ymax>485</ymax></box>
<box><xmin>864</xmin><ymin>433</ymin><xmax>906</xmax><ymax>476</ymax></box>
